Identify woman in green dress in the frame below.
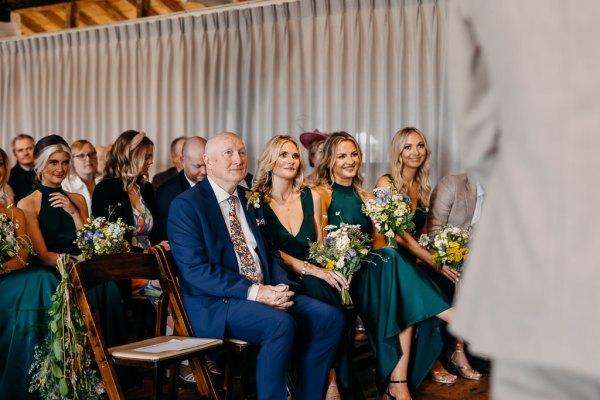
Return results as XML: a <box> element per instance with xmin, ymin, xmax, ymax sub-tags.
<box><xmin>18</xmin><ymin>135</ymin><xmax>127</xmax><ymax>348</ymax></box>
<box><xmin>253</xmin><ymin>135</ymin><xmax>363</xmax><ymax>400</ymax></box>
<box><xmin>0</xmin><ymin>147</ymin><xmax>59</xmax><ymax>400</ymax></box>
<box><xmin>376</xmin><ymin>127</ymin><xmax>481</xmax><ymax>384</ymax></box>
<box><xmin>313</xmin><ymin>132</ymin><xmax>454</xmax><ymax>400</ymax></box>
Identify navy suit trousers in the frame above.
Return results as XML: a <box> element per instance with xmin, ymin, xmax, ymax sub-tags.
<box><xmin>224</xmin><ymin>294</ymin><xmax>344</xmax><ymax>400</ymax></box>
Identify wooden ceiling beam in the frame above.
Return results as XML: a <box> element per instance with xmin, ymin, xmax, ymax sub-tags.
<box><xmin>65</xmin><ymin>0</ymin><xmax>76</xmax><ymax>28</ymax></box>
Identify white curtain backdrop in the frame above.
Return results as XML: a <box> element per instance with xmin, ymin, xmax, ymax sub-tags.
<box><xmin>0</xmin><ymin>0</ymin><xmax>460</xmax><ymax>187</ymax></box>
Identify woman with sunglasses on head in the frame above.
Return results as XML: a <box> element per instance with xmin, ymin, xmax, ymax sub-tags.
<box><xmin>253</xmin><ymin>135</ymin><xmax>364</xmax><ymax>400</ymax></box>
<box><xmin>62</xmin><ymin>139</ymin><xmax>102</xmax><ymax>215</ymax></box>
<box><xmin>314</xmin><ymin>132</ymin><xmax>454</xmax><ymax>400</ymax></box>
<box><xmin>92</xmin><ymin>130</ymin><xmax>166</xmax><ymax>305</ymax></box>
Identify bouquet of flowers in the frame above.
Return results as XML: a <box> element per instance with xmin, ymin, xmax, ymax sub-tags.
<box><xmin>74</xmin><ymin>214</ymin><xmax>133</xmax><ymax>260</ymax></box>
<box><xmin>419</xmin><ymin>226</ymin><xmax>471</xmax><ymax>281</ymax></box>
<box><xmin>30</xmin><ymin>254</ymin><xmax>104</xmax><ymax>399</ymax></box>
<box><xmin>362</xmin><ymin>186</ymin><xmax>415</xmax><ymax>245</ymax></box>
<box><xmin>30</xmin><ymin>207</ymin><xmax>134</xmax><ymax>399</ymax></box>
<box><xmin>309</xmin><ymin>221</ymin><xmax>371</xmax><ymax>305</ymax></box>
<box><xmin>0</xmin><ymin>210</ymin><xmax>34</xmax><ymax>265</ymax></box>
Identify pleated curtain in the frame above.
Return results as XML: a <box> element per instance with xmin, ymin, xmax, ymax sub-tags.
<box><xmin>0</xmin><ymin>0</ymin><xmax>460</xmax><ymax>186</ymax></box>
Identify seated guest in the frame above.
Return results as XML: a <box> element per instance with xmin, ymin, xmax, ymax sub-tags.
<box><xmin>18</xmin><ymin>135</ymin><xmax>87</xmax><ymax>265</ymax></box>
<box><xmin>168</xmin><ymin>132</ymin><xmax>344</xmax><ymax>400</ymax></box>
<box><xmin>0</xmin><ymin>148</ymin><xmax>15</xmax><ymax>206</ymax></box>
<box><xmin>62</xmin><ymin>139</ymin><xmax>102</xmax><ymax>215</ymax></box>
<box><xmin>427</xmin><ymin>173</ymin><xmax>483</xmax><ymax>380</ymax></box>
<box><xmin>299</xmin><ymin>130</ymin><xmax>329</xmax><ymax>186</ymax></box>
<box><xmin>8</xmin><ymin>134</ymin><xmax>36</xmax><ymax>204</ymax></box>
<box><xmin>18</xmin><ymin>134</ymin><xmax>127</xmax><ymax>374</ymax></box>
<box><xmin>95</xmin><ymin>144</ymin><xmax>108</xmax><ymax>176</ymax></box>
<box><xmin>254</xmin><ymin>135</ymin><xmax>363</xmax><ymax>400</ymax></box>
<box><xmin>156</xmin><ymin>136</ymin><xmax>207</xmax><ymax>234</ymax></box>
<box><xmin>315</xmin><ymin>131</ymin><xmax>455</xmax><ymax>399</ymax></box>
<box><xmin>152</xmin><ymin>136</ymin><xmax>186</xmax><ymax>190</ymax></box>
<box><xmin>93</xmin><ymin>130</ymin><xmax>166</xmax><ymax>302</ymax></box>
<box><xmin>0</xmin><ymin>146</ymin><xmax>59</xmax><ymax>399</ymax></box>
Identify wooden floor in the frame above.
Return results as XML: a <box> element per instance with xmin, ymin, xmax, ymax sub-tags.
<box><xmin>127</xmin><ymin>356</ymin><xmax>491</xmax><ymax>399</ymax></box>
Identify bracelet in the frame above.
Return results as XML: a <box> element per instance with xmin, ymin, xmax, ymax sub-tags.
<box><xmin>299</xmin><ymin>261</ymin><xmax>308</xmax><ymax>279</ymax></box>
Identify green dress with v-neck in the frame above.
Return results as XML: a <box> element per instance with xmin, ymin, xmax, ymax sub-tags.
<box><xmin>327</xmin><ymin>183</ymin><xmax>452</xmax><ymax>393</ymax></box>
<box><xmin>263</xmin><ymin>187</ymin><xmax>365</xmax><ymax>400</ymax></box>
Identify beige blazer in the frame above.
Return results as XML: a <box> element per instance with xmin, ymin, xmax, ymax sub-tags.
<box><xmin>447</xmin><ymin>0</ymin><xmax>600</xmax><ymax>378</ymax></box>
<box><xmin>428</xmin><ymin>174</ymin><xmax>476</xmax><ymax>232</ymax></box>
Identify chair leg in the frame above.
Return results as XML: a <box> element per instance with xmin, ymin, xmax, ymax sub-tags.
<box><xmin>223</xmin><ymin>351</ymin><xmax>232</xmax><ymax>400</ymax></box>
<box><xmin>168</xmin><ymin>363</ymin><xmax>180</xmax><ymax>400</ymax></box>
<box><xmin>239</xmin><ymin>350</ymin><xmax>248</xmax><ymax>400</ymax></box>
<box><xmin>153</xmin><ymin>367</ymin><xmax>164</xmax><ymax>400</ymax></box>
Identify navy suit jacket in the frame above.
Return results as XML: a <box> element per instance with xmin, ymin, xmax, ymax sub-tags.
<box><xmin>156</xmin><ymin>171</ymin><xmax>191</xmax><ymax>235</ymax></box>
<box><xmin>167</xmin><ymin>178</ymin><xmax>297</xmax><ymax>339</ymax></box>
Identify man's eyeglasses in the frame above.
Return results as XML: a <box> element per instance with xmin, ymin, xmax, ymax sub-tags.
<box><xmin>73</xmin><ymin>152</ymin><xmax>98</xmax><ymax>160</ymax></box>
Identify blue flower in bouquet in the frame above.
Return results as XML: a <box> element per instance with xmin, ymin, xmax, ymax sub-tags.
<box><xmin>75</xmin><ymin>209</ymin><xmax>133</xmax><ymax>260</ymax></box>
<box><xmin>308</xmin><ymin>222</ymin><xmax>372</xmax><ymax>305</ymax></box>
<box><xmin>362</xmin><ymin>185</ymin><xmax>416</xmax><ymax>245</ymax></box>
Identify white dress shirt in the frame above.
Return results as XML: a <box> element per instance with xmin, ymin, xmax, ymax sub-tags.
<box><xmin>207</xmin><ymin>177</ymin><xmax>263</xmax><ymax>300</ymax></box>
<box><xmin>470</xmin><ymin>182</ymin><xmax>485</xmax><ymax>226</ymax></box>
<box><xmin>62</xmin><ymin>174</ymin><xmax>102</xmax><ymax>216</ymax></box>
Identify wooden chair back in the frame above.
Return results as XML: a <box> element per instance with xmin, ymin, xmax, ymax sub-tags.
<box><xmin>71</xmin><ymin>250</ymin><xmax>220</xmax><ymax>400</ymax></box>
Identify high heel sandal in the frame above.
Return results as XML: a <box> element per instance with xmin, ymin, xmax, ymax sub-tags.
<box><xmin>384</xmin><ymin>379</ymin><xmax>408</xmax><ymax>400</ymax></box>
<box><xmin>447</xmin><ymin>347</ymin><xmax>482</xmax><ymax>380</ymax></box>
<box><xmin>430</xmin><ymin>369</ymin><xmax>458</xmax><ymax>384</ymax></box>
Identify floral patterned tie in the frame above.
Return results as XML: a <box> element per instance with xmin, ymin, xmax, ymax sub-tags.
<box><xmin>227</xmin><ymin>196</ymin><xmax>259</xmax><ymax>283</ymax></box>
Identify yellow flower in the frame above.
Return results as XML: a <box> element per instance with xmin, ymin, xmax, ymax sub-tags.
<box><xmin>325</xmin><ymin>260</ymin><xmax>336</xmax><ymax>270</ymax></box>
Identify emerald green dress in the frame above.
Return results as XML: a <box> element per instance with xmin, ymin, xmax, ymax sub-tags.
<box><xmin>328</xmin><ymin>183</ymin><xmax>451</xmax><ymax>392</ymax></box>
<box><xmin>263</xmin><ymin>187</ymin><xmax>364</xmax><ymax>400</ymax></box>
<box><xmin>0</xmin><ymin>255</ymin><xmax>58</xmax><ymax>399</ymax></box>
<box><xmin>35</xmin><ymin>184</ymin><xmax>128</xmax><ymax>348</ymax></box>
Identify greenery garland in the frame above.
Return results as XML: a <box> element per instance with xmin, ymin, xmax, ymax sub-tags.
<box><xmin>29</xmin><ymin>254</ymin><xmax>103</xmax><ymax>399</ymax></box>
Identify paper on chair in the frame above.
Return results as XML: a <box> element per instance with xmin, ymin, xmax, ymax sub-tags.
<box><xmin>134</xmin><ymin>338</ymin><xmax>218</xmax><ymax>353</ymax></box>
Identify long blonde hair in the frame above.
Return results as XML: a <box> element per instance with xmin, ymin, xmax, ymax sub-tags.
<box><xmin>253</xmin><ymin>135</ymin><xmax>305</xmax><ymax>200</ymax></box>
<box><xmin>315</xmin><ymin>132</ymin><xmax>366</xmax><ymax>195</ymax></box>
<box><xmin>390</xmin><ymin>127</ymin><xmax>432</xmax><ymax>207</ymax></box>
<box><xmin>103</xmin><ymin>130</ymin><xmax>153</xmax><ymax>191</ymax></box>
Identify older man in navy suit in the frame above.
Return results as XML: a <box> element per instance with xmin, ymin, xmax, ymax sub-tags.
<box><xmin>168</xmin><ymin>132</ymin><xmax>344</xmax><ymax>400</ymax></box>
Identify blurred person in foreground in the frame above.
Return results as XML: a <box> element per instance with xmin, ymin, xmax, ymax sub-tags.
<box><xmin>447</xmin><ymin>1</ymin><xmax>600</xmax><ymax>399</ymax></box>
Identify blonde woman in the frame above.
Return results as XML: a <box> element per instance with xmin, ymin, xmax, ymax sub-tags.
<box><xmin>314</xmin><ymin>132</ymin><xmax>454</xmax><ymax>400</ymax></box>
<box><xmin>376</xmin><ymin>128</ymin><xmax>481</xmax><ymax>383</ymax></box>
<box><xmin>253</xmin><ymin>135</ymin><xmax>363</xmax><ymax>400</ymax></box>
<box><xmin>18</xmin><ymin>135</ymin><xmax>87</xmax><ymax>266</ymax></box>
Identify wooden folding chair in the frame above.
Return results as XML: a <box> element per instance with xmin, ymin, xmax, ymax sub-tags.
<box><xmin>153</xmin><ymin>245</ymin><xmax>252</xmax><ymax>400</ymax></box>
<box><xmin>71</xmin><ymin>250</ymin><xmax>223</xmax><ymax>400</ymax></box>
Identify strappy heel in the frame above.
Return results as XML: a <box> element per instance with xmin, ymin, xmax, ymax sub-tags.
<box><xmin>384</xmin><ymin>379</ymin><xmax>408</xmax><ymax>400</ymax></box>
<box><xmin>447</xmin><ymin>345</ymin><xmax>482</xmax><ymax>381</ymax></box>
